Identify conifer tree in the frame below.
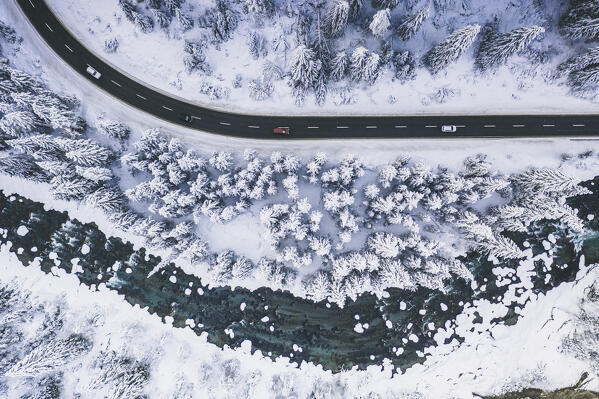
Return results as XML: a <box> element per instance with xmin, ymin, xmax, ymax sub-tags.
<box><xmin>425</xmin><ymin>24</ymin><xmax>481</xmax><ymax>74</ymax></box>
<box><xmin>350</xmin><ymin>47</ymin><xmax>380</xmax><ymax>83</ymax></box>
<box><xmin>0</xmin><ymin>111</ymin><xmax>47</xmax><ymax>137</ymax></box>
<box><xmin>372</xmin><ymin>0</ymin><xmax>398</xmax><ymax>10</ymax></box>
<box><xmin>397</xmin><ymin>6</ymin><xmax>430</xmax><ymax>40</ymax></box>
<box><xmin>370</xmin><ymin>8</ymin><xmax>391</xmax><ymax>39</ymax></box>
<box><xmin>58</xmin><ymin>139</ymin><xmax>114</xmax><ymax>167</ymax></box>
<box><xmin>245</xmin><ymin>0</ymin><xmax>275</xmax><ymax>18</ymax></box>
<box><xmin>118</xmin><ymin>0</ymin><xmax>136</xmax><ymax>22</ymax></box>
<box><xmin>85</xmin><ymin>186</ymin><xmax>128</xmax><ymax>213</ymax></box>
<box><xmin>75</xmin><ymin>166</ymin><xmax>113</xmax><ymax>182</ymax></box>
<box><xmin>558</xmin><ymin>46</ymin><xmax>599</xmax><ymax>75</ymax></box>
<box><xmin>289</xmin><ymin>45</ymin><xmax>321</xmax><ymax>105</ymax></box>
<box><xmin>133</xmin><ymin>12</ymin><xmax>154</xmax><ymax>34</ymax></box>
<box><xmin>560</xmin><ymin>1</ymin><xmax>599</xmax><ymax>41</ymax></box>
<box><xmin>164</xmin><ymin>0</ymin><xmax>183</xmax><ymax>15</ymax></box>
<box><xmin>0</xmin><ymin>154</ymin><xmax>48</xmax><ymax>182</ymax></box>
<box><xmin>176</xmin><ymin>9</ymin><xmax>194</xmax><ymax>32</ymax></box>
<box><xmin>88</xmin><ymin>351</ymin><xmax>150</xmax><ymax>399</ymax></box>
<box><xmin>6</xmin><ymin>335</ymin><xmax>90</xmax><ymax>377</ymax></box>
<box><xmin>330</xmin><ymin>51</ymin><xmax>349</xmax><ymax>80</ymax></box>
<box><xmin>96</xmin><ymin>119</ymin><xmax>130</xmax><ymax>140</ymax></box>
<box><xmin>51</xmin><ymin>174</ymin><xmax>97</xmax><ymax>200</ymax></box>
<box><xmin>393</xmin><ymin>51</ymin><xmax>416</xmax><ymax>81</ymax></box>
<box><xmin>152</xmin><ymin>9</ymin><xmax>172</xmax><ymax>29</ymax></box>
<box><xmin>324</xmin><ymin>1</ymin><xmax>350</xmax><ymax>38</ymax></box>
<box><xmin>199</xmin><ymin>0</ymin><xmax>239</xmax><ymax>43</ymax></box>
<box><xmin>348</xmin><ymin>0</ymin><xmax>364</xmax><ymax>21</ymax></box>
<box><xmin>476</xmin><ymin>26</ymin><xmax>545</xmax><ymax>69</ymax></box>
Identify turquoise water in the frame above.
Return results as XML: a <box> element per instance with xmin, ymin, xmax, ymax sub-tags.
<box><xmin>0</xmin><ymin>182</ymin><xmax>596</xmax><ymax>373</ymax></box>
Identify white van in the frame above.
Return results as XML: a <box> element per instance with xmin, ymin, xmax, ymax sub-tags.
<box><xmin>86</xmin><ymin>65</ymin><xmax>101</xmax><ymax>79</ymax></box>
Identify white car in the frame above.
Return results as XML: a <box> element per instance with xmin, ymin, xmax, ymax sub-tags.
<box><xmin>441</xmin><ymin>125</ymin><xmax>457</xmax><ymax>133</ymax></box>
<box><xmin>86</xmin><ymin>65</ymin><xmax>101</xmax><ymax>79</ymax></box>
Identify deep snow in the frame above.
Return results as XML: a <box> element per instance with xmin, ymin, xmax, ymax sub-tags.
<box><xmin>0</xmin><ymin>245</ymin><xmax>598</xmax><ymax>398</ymax></box>
<box><xmin>44</xmin><ymin>0</ymin><xmax>599</xmax><ymax>116</ymax></box>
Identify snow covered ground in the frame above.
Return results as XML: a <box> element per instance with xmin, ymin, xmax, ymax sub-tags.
<box><xmin>1</xmin><ymin>245</ymin><xmax>597</xmax><ymax>398</ymax></box>
<box><xmin>43</xmin><ymin>0</ymin><xmax>599</xmax><ymax>115</ymax></box>
<box><xmin>3</xmin><ymin>2</ymin><xmax>599</xmax><ymax>396</ymax></box>
<box><xmin>3</xmin><ymin>0</ymin><xmax>597</xmax><ymax>158</ymax></box>
<box><xmin>5</xmin><ymin>0</ymin><xmax>599</xmax><ymax>302</ymax></box>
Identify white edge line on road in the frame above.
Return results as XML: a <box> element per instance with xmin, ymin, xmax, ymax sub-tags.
<box><xmin>219</xmin><ymin>122</ymin><xmax>231</xmax><ymax>126</ymax></box>
<box><xmin>307</xmin><ymin>126</ymin><xmax>319</xmax><ymax>129</ymax></box>
<box><xmin>64</xmin><ymin>44</ymin><xmax>73</xmax><ymax>52</ymax></box>
<box><xmin>136</xmin><ymin>94</ymin><xmax>147</xmax><ymax>100</ymax></box>
<box><xmin>28</xmin><ymin>0</ymin><xmax>35</xmax><ymax>7</ymax></box>
<box><xmin>45</xmin><ymin>23</ymin><xmax>53</xmax><ymax>32</ymax></box>
<box><xmin>484</xmin><ymin>125</ymin><xmax>496</xmax><ymax>128</ymax></box>
<box><xmin>573</xmin><ymin>124</ymin><xmax>585</xmax><ymax>127</ymax></box>
<box><xmin>162</xmin><ymin>106</ymin><xmax>173</xmax><ymax>111</ymax></box>
<box><xmin>110</xmin><ymin>80</ymin><xmax>122</xmax><ymax>87</ymax></box>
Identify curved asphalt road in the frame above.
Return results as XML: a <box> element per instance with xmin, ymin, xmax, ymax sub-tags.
<box><xmin>17</xmin><ymin>0</ymin><xmax>599</xmax><ymax>139</ymax></box>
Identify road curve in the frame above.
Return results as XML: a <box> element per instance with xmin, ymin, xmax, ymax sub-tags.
<box><xmin>16</xmin><ymin>0</ymin><xmax>599</xmax><ymax>140</ymax></box>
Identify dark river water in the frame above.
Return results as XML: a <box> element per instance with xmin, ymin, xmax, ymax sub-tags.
<box><xmin>0</xmin><ymin>176</ymin><xmax>597</xmax><ymax>373</ymax></box>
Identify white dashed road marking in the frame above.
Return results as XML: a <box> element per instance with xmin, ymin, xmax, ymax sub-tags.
<box><xmin>366</xmin><ymin>126</ymin><xmax>377</xmax><ymax>129</ymax></box>
<box><xmin>456</xmin><ymin>125</ymin><xmax>466</xmax><ymax>128</ymax></box>
<box><xmin>543</xmin><ymin>124</ymin><xmax>555</xmax><ymax>127</ymax></box>
<box><xmin>248</xmin><ymin>125</ymin><xmax>260</xmax><ymax>129</ymax></box>
<box><xmin>512</xmin><ymin>124</ymin><xmax>525</xmax><ymax>127</ymax></box>
<box><xmin>64</xmin><ymin>44</ymin><xmax>73</xmax><ymax>52</ymax></box>
<box><xmin>28</xmin><ymin>0</ymin><xmax>35</xmax><ymax>8</ymax></box>
<box><xmin>484</xmin><ymin>125</ymin><xmax>496</xmax><ymax>128</ymax></box>
<box><xmin>425</xmin><ymin>125</ymin><xmax>437</xmax><ymax>128</ymax></box>
<box><xmin>162</xmin><ymin>106</ymin><xmax>173</xmax><ymax>111</ymax></box>
<box><xmin>45</xmin><ymin>23</ymin><xmax>53</xmax><ymax>32</ymax></box>
<box><xmin>136</xmin><ymin>94</ymin><xmax>147</xmax><ymax>100</ymax></box>
<box><xmin>337</xmin><ymin>126</ymin><xmax>349</xmax><ymax>129</ymax></box>
<box><xmin>573</xmin><ymin>124</ymin><xmax>585</xmax><ymax>127</ymax></box>
<box><xmin>191</xmin><ymin>116</ymin><xmax>201</xmax><ymax>120</ymax></box>
<box><xmin>395</xmin><ymin>125</ymin><xmax>407</xmax><ymax>128</ymax></box>
<box><xmin>110</xmin><ymin>80</ymin><xmax>122</xmax><ymax>87</ymax></box>
<box><xmin>307</xmin><ymin>126</ymin><xmax>319</xmax><ymax>129</ymax></box>
<box><xmin>219</xmin><ymin>122</ymin><xmax>231</xmax><ymax>126</ymax></box>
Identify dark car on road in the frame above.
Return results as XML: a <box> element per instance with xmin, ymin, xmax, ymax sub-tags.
<box><xmin>177</xmin><ymin>113</ymin><xmax>193</xmax><ymax>123</ymax></box>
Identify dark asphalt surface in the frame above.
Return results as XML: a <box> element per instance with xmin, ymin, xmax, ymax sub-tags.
<box><xmin>17</xmin><ymin>0</ymin><xmax>599</xmax><ymax>139</ymax></box>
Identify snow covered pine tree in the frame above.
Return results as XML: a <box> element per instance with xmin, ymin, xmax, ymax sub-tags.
<box><xmin>425</xmin><ymin>24</ymin><xmax>481</xmax><ymax>74</ymax></box>
<box><xmin>476</xmin><ymin>26</ymin><xmax>545</xmax><ymax>70</ymax></box>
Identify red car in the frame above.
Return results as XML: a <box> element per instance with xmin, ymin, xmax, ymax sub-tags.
<box><xmin>273</xmin><ymin>127</ymin><xmax>290</xmax><ymax>135</ymax></box>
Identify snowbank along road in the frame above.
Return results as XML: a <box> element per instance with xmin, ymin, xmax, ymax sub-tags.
<box><xmin>17</xmin><ymin>0</ymin><xmax>599</xmax><ymax>140</ymax></box>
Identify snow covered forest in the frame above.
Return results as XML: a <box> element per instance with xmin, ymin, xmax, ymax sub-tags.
<box><xmin>0</xmin><ymin>39</ymin><xmax>594</xmax><ymax>303</ymax></box>
<box><xmin>1</xmin><ymin>249</ymin><xmax>596</xmax><ymax>398</ymax></box>
<box><xmin>2</xmin><ymin>3</ymin><xmax>599</xmax><ymax>398</ymax></box>
<box><xmin>47</xmin><ymin>0</ymin><xmax>599</xmax><ymax>114</ymax></box>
